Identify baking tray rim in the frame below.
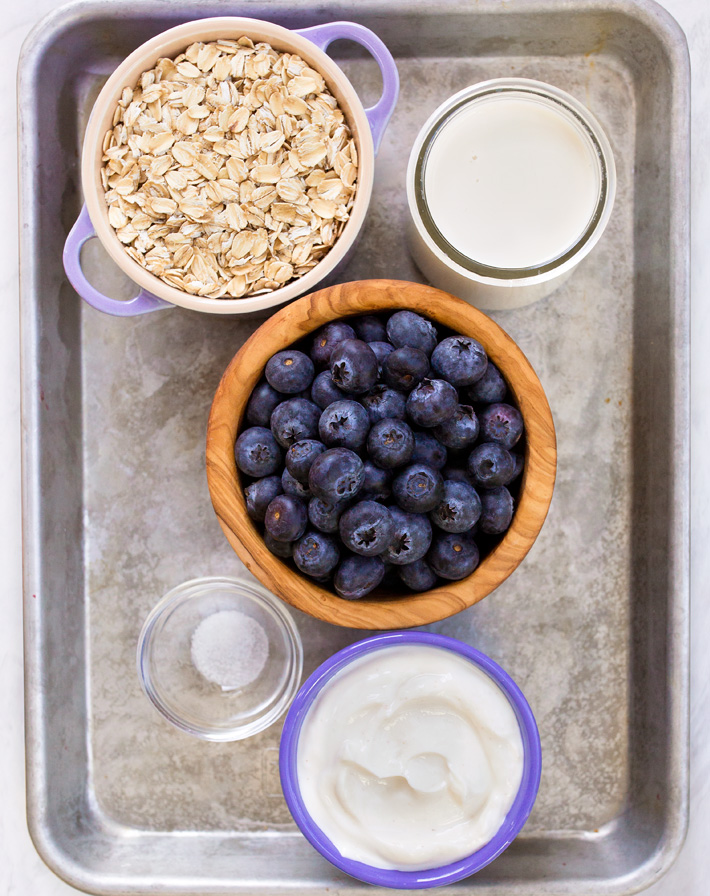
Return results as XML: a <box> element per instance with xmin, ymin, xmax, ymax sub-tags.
<box><xmin>17</xmin><ymin>0</ymin><xmax>690</xmax><ymax>893</ymax></box>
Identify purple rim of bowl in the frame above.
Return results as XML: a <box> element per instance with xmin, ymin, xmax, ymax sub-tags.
<box><xmin>278</xmin><ymin>630</ymin><xmax>542</xmax><ymax>889</ymax></box>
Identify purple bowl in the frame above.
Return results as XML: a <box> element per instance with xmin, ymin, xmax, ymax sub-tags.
<box><xmin>279</xmin><ymin>630</ymin><xmax>542</xmax><ymax>889</ymax></box>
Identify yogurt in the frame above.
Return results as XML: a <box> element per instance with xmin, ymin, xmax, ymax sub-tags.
<box><xmin>296</xmin><ymin>644</ymin><xmax>524</xmax><ymax>871</ymax></box>
<box><xmin>422</xmin><ymin>93</ymin><xmax>601</xmax><ymax>270</ymax></box>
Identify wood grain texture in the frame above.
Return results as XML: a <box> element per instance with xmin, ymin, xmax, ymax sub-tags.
<box><xmin>206</xmin><ymin>279</ymin><xmax>557</xmax><ymax>629</ymax></box>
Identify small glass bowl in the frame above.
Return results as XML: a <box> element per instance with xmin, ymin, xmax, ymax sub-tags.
<box><xmin>137</xmin><ymin>575</ymin><xmax>303</xmax><ymax>741</ymax></box>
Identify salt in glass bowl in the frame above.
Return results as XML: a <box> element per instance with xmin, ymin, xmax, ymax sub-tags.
<box><xmin>137</xmin><ymin>574</ymin><xmax>303</xmax><ymax>741</ymax></box>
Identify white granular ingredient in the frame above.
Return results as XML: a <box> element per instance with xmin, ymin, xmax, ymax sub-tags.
<box><xmin>190</xmin><ymin>610</ymin><xmax>269</xmax><ymax>690</ymax></box>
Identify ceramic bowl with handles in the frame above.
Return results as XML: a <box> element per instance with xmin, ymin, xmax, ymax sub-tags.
<box><xmin>63</xmin><ymin>16</ymin><xmax>399</xmax><ymax>317</ymax></box>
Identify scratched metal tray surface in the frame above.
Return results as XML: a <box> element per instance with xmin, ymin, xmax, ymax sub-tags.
<box><xmin>18</xmin><ymin>0</ymin><xmax>689</xmax><ymax>893</ymax></box>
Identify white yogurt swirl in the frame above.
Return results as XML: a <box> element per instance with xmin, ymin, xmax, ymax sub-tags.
<box><xmin>296</xmin><ymin>644</ymin><xmax>524</xmax><ymax>871</ymax></box>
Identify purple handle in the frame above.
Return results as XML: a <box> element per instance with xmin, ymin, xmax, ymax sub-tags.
<box><xmin>296</xmin><ymin>21</ymin><xmax>399</xmax><ymax>154</ymax></box>
<box><xmin>62</xmin><ymin>205</ymin><xmax>171</xmax><ymax>316</ymax></box>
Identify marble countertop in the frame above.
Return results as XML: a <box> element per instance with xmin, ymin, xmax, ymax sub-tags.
<box><xmin>3</xmin><ymin>0</ymin><xmax>708</xmax><ymax>893</ymax></box>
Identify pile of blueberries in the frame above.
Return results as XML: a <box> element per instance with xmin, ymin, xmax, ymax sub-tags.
<box><xmin>235</xmin><ymin>310</ymin><xmax>524</xmax><ymax>600</ymax></box>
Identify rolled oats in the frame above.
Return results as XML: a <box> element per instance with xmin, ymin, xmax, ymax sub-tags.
<box><xmin>101</xmin><ymin>38</ymin><xmax>358</xmax><ymax>299</ymax></box>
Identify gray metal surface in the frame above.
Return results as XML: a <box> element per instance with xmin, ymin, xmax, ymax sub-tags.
<box><xmin>18</xmin><ymin>0</ymin><xmax>689</xmax><ymax>893</ymax></box>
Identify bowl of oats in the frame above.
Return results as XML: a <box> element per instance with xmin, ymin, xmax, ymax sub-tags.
<box><xmin>63</xmin><ymin>17</ymin><xmax>399</xmax><ymax>316</ymax></box>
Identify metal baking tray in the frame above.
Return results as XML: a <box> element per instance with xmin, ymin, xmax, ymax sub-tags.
<box><xmin>18</xmin><ymin>0</ymin><xmax>690</xmax><ymax>893</ymax></box>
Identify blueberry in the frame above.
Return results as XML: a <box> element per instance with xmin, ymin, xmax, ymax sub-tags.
<box><xmin>311</xmin><ymin>370</ymin><xmax>347</xmax><ymax>409</ymax></box>
<box><xmin>282</xmin><ymin>466</ymin><xmax>311</xmax><ymax>499</ymax></box>
<box><xmin>467</xmin><ymin>442</ymin><xmax>516</xmax><ymax>488</ymax></box>
<box><xmin>246</xmin><ymin>379</ymin><xmax>282</xmax><ymax>427</ymax></box>
<box><xmin>310</xmin><ymin>321</ymin><xmax>356</xmax><ymax>367</ymax></box>
<box><xmin>479</xmin><ymin>486</ymin><xmax>514</xmax><ymax>534</ymax></box>
<box><xmin>352</xmin><ymin>314</ymin><xmax>387</xmax><ymax>343</ymax></box>
<box><xmin>359</xmin><ymin>460</ymin><xmax>393</xmax><ymax>502</ymax></box>
<box><xmin>383</xmin><ymin>507</ymin><xmax>433</xmax><ymax>565</ymax></box>
<box><xmin>466</xmin><ymin>361</ymin><xmax>507</xmax><ymax>404</ymax></box>
<box><xmin>393</xmin><ymin>462</ymin><xmax>445</xmax><ymax>513</ymax></box>
<box><xmin>442</xmin><ymin>466</ymin><xmax>473</xmax><ymax>485</ymax></box>
<box><xmin>318</xmin><ymin>400</ymin><xmax>370</xmax><ymax>451</ymax></box>
<box><xmin>383</xmin><ymin>346</ymin><xmax>430</xmax><ymax>392</ymax></box>
<box><xmin>244</xmin><ymin>475</ymin><xmax>283</xmax><ymax>522</ymax></box>
<box><xmin>367</xmin><ymin>418</ymin><xmax>414</xmax><ymax>469</ymax></box>
<box><xmin>411</xmin><ymin>431</ymin><xmax>447</xmax><ymax>470</ymax></box>
<box><xmin>510</xmin><ymin>451</ymin><xmax>524</xmax><ymax>481</ymax></box>
<box><xmin>433</xmin><ymin>405</ymin><xmax>479</xmax><ymax>449</ymax></box>
<box><xmin>293</xmin><ymin>531</ymin><xmax>340</xmax><ymax>578</ymax></box>
<box><xmin>285</xmin><ymin>439</ymin><xmax>326</xmax><ymax>483</ymax></box>
<box><xmin>330</xmin><ymin>339</ymin><xmax>378</xmax><ymax>394</ymax></box>
<box><xmin>360</xmin><ymin>385</ymin><xmax>407</xmax><ymax>424</ymax></box>
<box><xmin>398</xmin><ymin>559</ymin><xmax>438</xmax><ymax>592</ymax></box>
<box><xmin>334</xmin><ymin>555</ymin><xmax>386</xmax><ymax>599</ymax></box>
<box><xmin>479</xmin><ymin>402</ymin><xmax>524</xmax><ymax>449</ymax></box>
<box><xmin>308</xmin><ymin>496</ymin><xmax>348</xmax><ymax>534</ymax></box>
<box><xmin>427</xmin><ymin>533</ymin><xmax>479</xmax><ymax>580</ymax></box>
<box><xmin>406</xmin><ymin>378</ymin><xmax>458</xmax><ymax>427</ymax></box>
<box><xmin>270</xmin><ymin>398</ymin><xmax>321</xmax><ymax>448</ymax></box>
<box><xmin>235</xmin><ymin>426</ymin><xmax>282</xmax><ymax>477</ymax></box>
<box><xmin>430</xmin><ymin>336</ymin><xmax>488</xmax><ymax>386</ymax></box>
<box><xmin>368</xmin><ymin>341</ymin><xmax>395</xmax><ymax>373</ymax></box>
<box><xmin>308</xmin><ymin>447</ymin><xmax>365</xmax><ymax>503</ymax></box>
<box><xmin>339</xmin><ymin>501</ymin><xmax>395</xmax><ymax>556</ymax></box>
<box><xmin>264</xmin><ymin>531</ymin><xmax>294</xmax><ymax>558</ymax></box>
<box><xmin>429</xmin><ymin>480</ymin><xmax>482</xmax><ymax>533</ymax></box>
<box><xmin>264</xmin><ymin>495</ymin><xmax>307</xmax><ymax>542</ymax></box>
<box><xmin>265</xmin><ymin>349</ymin><xmax>314</xmax><ymax>394</ymax></box>
<box><xmin>386</xmin><ymin>310</ymin><xmax>437</xmax><ymax>356</ymax></box>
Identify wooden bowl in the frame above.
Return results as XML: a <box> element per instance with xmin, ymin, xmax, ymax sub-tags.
<box><xmin>206</xmin><ymin>279</ymin><xmax>556</xmax><ymax>629</ymax></box>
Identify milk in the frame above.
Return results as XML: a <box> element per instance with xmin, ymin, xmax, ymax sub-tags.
<box><xmin>423</xmin><ymin>94</ymin><xmax>601</xmax><ymax>270</ymax></box>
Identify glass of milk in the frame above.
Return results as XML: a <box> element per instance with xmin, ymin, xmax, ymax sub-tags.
<box><xmin>406</xmin><ymin>78</ymin><xmax>616</xmax><ymax>310</ymax></box>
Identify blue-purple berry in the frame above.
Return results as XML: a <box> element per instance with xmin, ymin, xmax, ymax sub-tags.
<box><xmin>430</xmin><ymin>336</ymin><xmax>487</xmax><ymax>386</ymax></box>
<box><xmin>360</xmin><ymin>385</ymin><xmax>407</xmax><ymax>424</ymax></box>
<box><xmin>411</xmin><ymin>431</ymin><xmax>447</xmax><ymax>471</ymax></box>
<box><xmin>308</xmin><ymin>496</ymin><xmax>348</xmax><ymax>534</ymax></box>
<box><xmin>265</xmin><ymin>349</ymin><xmax>314</xmax><ymax>394</ymax></box>
<box><xmin>398</xmin><ymin>559</ymin><xmax>438</xmax><ymax>592</ymax></box>
<box><xmin>264</xmin><ymin>494</ymin><xmax>307</xmax><ymax>542</ymax></box>
<box><xmin>383</xmin><ymin>507</ymin><xmax>433</xmax><ymax>565</ymax></box>
<box><xmin>369</xmin><ymin>341</ymin><xmax>395</xmax><ymax>373</ymax></box>
<box><xmin>308</xmin><ymin>447</ymin><xmax>365</xmax><ymax>503</ymax></box>
<box><xmin>433</xmin><ymin>404</ymin><xmax>479</xmax><ymax>449</ymax></box>
<box><xmin>310</xmin><ymin>321</ymin><xmax>356</xmax><ymax>367</ymax></box>
<box><xmin>479</xmin><ymin>402</ymin><xmax>524</xmax><ymax>450</ymax></box>
<box><xmin>468</xmin><ymin>442</ymin><xmax>516</xmax><ymax>488</ymax></box>
<box><xmin>479</xmin><ymin>486</ymin><xmax>514</xmax><ymax>534</ymax></box>
<box><xmin>393</xmin><ymin>462</ymin><xmax>445</xmax><ymax>513</ymax></box>
<box><xmin>367</xmin><ymin>418</ymin><xmax>415</xmax><ymax>470</ymax></box>
<box><xmin>330</xmin><ymin>339</ymin><xmax>379</xmax><ymax>394</ymax></box>
<box><xmin>429</xmin><ymin>480</ymin><xmax>481</xmax><ymax>533</ymax></box>
<box><xmin>269</xmin><ymin>398</ymin><xmax>321</xmax><ymax>448</ymax></box>
<box><xmin>427</xmin><ymin>533</ymin><xmax>479</xmax><ymax>580</ymax></box>
<box><xmin>311</xmin><ymin>370</ymin><xmax>347</xmax><ymax>409</ymax></box>
<box><xmin>318</xmin><ymin>399</ymin><xmax>370</xmax><ymax>451</ymax></box>
<box><xmin>352</xmin><ymin>314</ymin><xmax>387</xmax><ymax>342</ymax></box>
<box><xmin>386</xmin><ymin>310</ymin><xmax>438</xmax><ymax>356</ymax></box>
<box><xmin>244</xmin><ymin>475</ymin><xmax>283</xmax><ymax>522</ymax></box>
<box><xmin>246</xmin><ymin>379</ymin><xmax>282</xmax><ymax>427</ymax></box>
<box><xmin>383</xmin><ymin>346</ymin><xmax>430</xmax><ymax>392</ymax></box>
<box><xmin>339</xmin><ymin>501</ymin><xmax>395</xmax><ymax>556</ymax></box>
<box><xmin>334</xmin><ymin>555</ymin><xmax>386</xmax><ymax>599</ymax></box>
<box><xmin>285</xmin><ymin>439</ymin><xmax>326</xmax><ymax>484</ymax></box>
<box><xmin>235</xmin><ymin>426</ymin><xmax>282</xmax><ymax>477</ymax></box>
<box><xmin>293</xmin><ymin>531</ymin><xmax>340</xmax><ymax>578</ymax></box>
<box><xmin>281</xmin><ymin>466</ymin><xmax>311</xmax><ymax>498</ymax></box>
<box><xmin>264</xmin><ymin>531</ymin><xmax>294</xmax><ymax>558</ymax></box>
<box><xmin>406</xmin><ymin>378</ymin><xmax>458</xmax><ymax>427</ymax></box>
<box><xmin>467</xmin><ymin>361</ymin><xmax>507</xmax><ymax>404</ymax></box>
<box><xmin>359</xmin><ymin>460</ymin><xmax>393</xmax><ymax>502</ymax></box>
